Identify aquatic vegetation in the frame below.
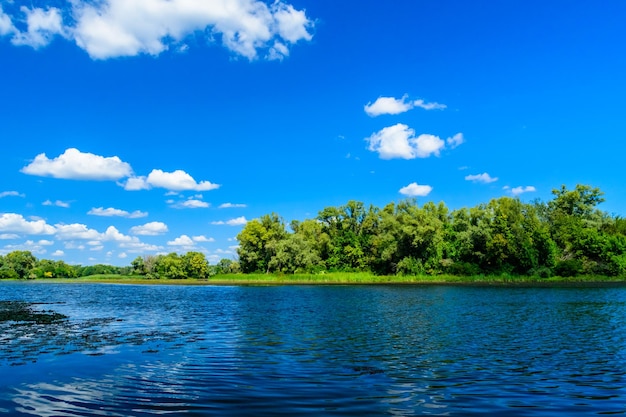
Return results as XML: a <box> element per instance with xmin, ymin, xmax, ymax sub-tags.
<box><xmin>0</xmin><ymin>300</ymin><xmax>193</xmax><ymax>367</ymax></box>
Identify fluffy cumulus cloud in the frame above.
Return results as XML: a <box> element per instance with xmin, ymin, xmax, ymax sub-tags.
<box><xmin>192</xmin><ymin>235</ymin><xmax>215</xmax><ymax>242</ymax></box>
<box><xmin>399</xmin><ymin>183</ymin><xmax>433</xmax><ymax>197</ymax></box>
<box><xmin>0</xmin><ymin>0</ymin><xmax>314</xmax><ymax>60</ymax></box>
<box><xmin>167</xmin><ymin>234</ymin><xmax>195</xmax><ymax>246</ymax></box>
<box><xmin>21</xmin><ymin>148</ymin><xmax>133</xmax><ymax>181</ymax></box>
<box><xmin>0</xmin><ymin>213</ymin><xmax>55</xmax><ymax>235</ymax></box>
<box><xmin>10</xmin><ymin>6</ymin><xmax>66</xmax><ymax>48</ymax></box>
<box><xmin>129</xmin><ymin>221</ymin><xmax>169</xmax><ymax>236</ymax></box>
<box><xmin>125</xmin><ymin>169</ymin><xmax>219</xmax><ymax>192</ymax></box>
<box><xmin>465</xmin><ymin>173</ymin><xmax>498</xmax><ymax>184</ymax></box>
<box><xmin>364</xmin><ymin>95</ymin><xmax>446</xmax><ymax>117</ymax></box>
<box><xmin>211</xmin><ymin>216</ymin><xmax>248</xmax><ymax>226</ymax></box>
<box><xmin>54</xmin><ymin>223</ymin><xmax>102</xmax><ymax>240</ymax></box>
<box><xmin>88</xmin><ymin>207</ymin><xmax>148</xmax><ymax>218</ymax></box>
<box><xmin>366</xmin><ymin>124</ymin><xmax>462</xmax><ymax>160</ymax></box>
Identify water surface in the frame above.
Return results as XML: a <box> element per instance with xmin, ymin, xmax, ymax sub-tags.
<box><xmin>1</xmin><ymin>282</ymin><xmax>625</xmax><ymax>416</ymax></box>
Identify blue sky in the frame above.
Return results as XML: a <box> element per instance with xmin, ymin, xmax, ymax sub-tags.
<box><xmin>1</xmin><ymin>0</ymin><xmax>625</xmax><ymax>266</ymax></box>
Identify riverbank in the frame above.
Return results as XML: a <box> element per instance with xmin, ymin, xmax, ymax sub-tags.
<box><xmin>29</xmin><ymin>272</ymin><xmax>626</xmax><ymax>286</ymax></box>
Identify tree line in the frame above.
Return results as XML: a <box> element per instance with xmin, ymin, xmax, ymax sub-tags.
<box><xmin>0</xmin><ymin>250</ymin><xmax>237</xmax><ymax>280</ymax></box>
<box><xmin>2</xmin><ymin>184</ymin><xmax>624</xmax><ymax>280</ymax></box>
<box><xmin>236</xmin><ymin>184</ymin><xmax>626</xmax><ymax>277</ymax></box>
<box><xmin>0</xmin><ymin>252</ymin><xmax>132</xmax><ymax>279</ymax></box>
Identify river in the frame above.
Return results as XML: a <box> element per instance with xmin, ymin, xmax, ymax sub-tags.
<box><xmin>1</xmin><ymin>282</ymin><xmax>625</xmax><ymax>416</ymax></box>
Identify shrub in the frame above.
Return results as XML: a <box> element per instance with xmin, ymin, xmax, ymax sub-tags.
<box><xmin>554</xmin><ymin>259</ymin><xmax>584</xmax><ymax>277</ymax></box>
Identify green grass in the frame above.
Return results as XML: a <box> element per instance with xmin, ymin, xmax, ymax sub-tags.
<box><xmin>31</xmin><ymin>272</ymin><xmax>626</xmax><ymax>286</ymax></box>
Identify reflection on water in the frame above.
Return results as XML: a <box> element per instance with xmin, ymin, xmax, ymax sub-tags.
<box><xmin>1</xmin><ymin>283</ymin><xmax>626</xmax><ymax>415</ymax></box>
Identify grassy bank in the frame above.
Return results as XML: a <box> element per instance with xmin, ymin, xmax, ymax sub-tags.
<box><xmin>31</xmin><ymin>272</ymin><xmax>626</xmax><ymax>286</ymax></box>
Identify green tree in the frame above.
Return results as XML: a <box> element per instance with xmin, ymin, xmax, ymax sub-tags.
<box><xmin>5</xmin><ymin>251</ymin><xmax>37</xmax><ymax>279</ymax></box>
<box><xmin>268</xmin><ymin>233</ymin><xmax>322</xmax><ymax>273</ymax></box>
<box><xmin>237</xmin><ymin>214</ymin><xmax>287</xmax><ymax>273</ymax></box>
<box><xmin>182</xmin><ymin>251</ymin><xmax>210</xmax><ymax>279</ymax></box>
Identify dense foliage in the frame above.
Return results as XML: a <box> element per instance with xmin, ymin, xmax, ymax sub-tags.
<box><xmin>2</xmin><ymin>184</ymin><xmax>624</xmax><ymax>280</ymax></box>
<box><xmin>0</xmin><ymin>250</ymin><xmax>239</xmax><ymax>280</ymax></box>
<box><xmin>236</xmin><ymin>185</ymin><xmax>626</xmax><ymax>277</ymax></box>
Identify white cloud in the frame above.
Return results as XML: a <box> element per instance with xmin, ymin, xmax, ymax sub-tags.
<box><xmin>2</xmin><ymin>0</ymin><xmax>313</xmax><ymax>60</ymax></box>
<box><xmin>399</xmin><ymin>183</ymin><xmax>433</xmax><ymax>197</ymax></box>
<box><xmin>118</xmin><ymin>252</ymin><xmax>128</xmax><ymax>259</ymax></box>
<box><xmin>0</xmin><ymin>191</ymin><xmax>25</xmax><ymax>198</ymax></box>
<box><xmin>0</xmin><ymin>7</ymin><xmax>17</xmax><ymax>36</ymax></box>
<box><xmin>510</xmin><ymin>186</ymin><xmax>537</xmax><ymax>196</ymax></box>
<box><xmin>43</xmin><ymin>200</ymin><xmax>70</xmax><ymax>208</ymax></box>
<box><xmin>0</xmin><ymin>234</ymin><xmax>20</xmax><ymax>240</ymax></box>
<box><xmin>129</xmin><ymin>221</ymin><xmax>169</xmax><ymax>236</ymax></box>
<box><xmin>465</xmin><ymin>173</ymin><xmax>498</xmax><ymax>184</ymax></box>
<box><xmin>11</xmin><ymin>7</ymin><xmax>66</xmax><ymax>48</ymax></box>
<box><xmin>51</xmin><ymin>250</ymin><xmax>65</xmax><ymax>257</ymax></box>
<box><xmin>171</xmin><ymin>199</ymin><xmax>210</xmax><ymax>209</ymax></box>
<box><xmin>38</xmin><ymin>240</ymin><xmax>54</xmax><ymax>246</ymax></box>
<box><xmin>167</xmin><ymin>234</ymin><xmax>194</xmax><ymax>246</ymax></box>
<box><xmin>413</xmin><ymin>134</ymin><xmax>445</xmax><ymax>158</ymax></box>
<box><xmin>366</xmin><ymin>124</ymin><xmax>463</xmax><ymax>160</ymax></box>
<box><xmin>103</xmin><ymin>226</ymin><xmax>136</xmax><ymax>242</ymax></box>
<box><xmin>446</xmin><ymin>133</ymin><xmax>465</xmax><ymax>149</ymax></box>
<box><xmin>21</xmin><ymin>148</ymin><xmax>133</xmax><ymax>181</ymax></box>
<box><xmin>122</xmin><ymin>176</ymin><xmax>150</xmax><ymax>191</ymax></box>
<box><xmin>193</xmin><ymin>235</ymin><xmax>215</xmax><ymax>242</ymax></box>
<box><xmin>364</xmin><ymin>95</ymin><xmax>446</xmax><ymax>117</ymax></box>
<box><xmin>0</xmin><ymin>213</ymin><xmax>55</xmax><ymax>235</ymax></box>
<box><xmin>119</xmin><ymin>241</ymin><xmax>162</xmax><ymax>253</ymax></box>
<box><xmin>124</xmin><ymin>169</ymin><xmax>219</xmax><ymax>192</ymax></box>
<box><xmin>413</xmin><ymin>99</ymin><xmax>447</xmax><ymax>111</ymax></box>
<box><xmin>219</xmin><ymin>203</ymin><xmax>247</xmax><ymax>209</ymax></box>
<box><xmin>88</xmin><ymin>207</ymin><xmax>148</xmax><ymax>218</ymax></box>
<box><xmin>54</xmin><ymin>223</ymin><xmax>101</xmax><ymax>240</ymax></box>
<box><xmin>211</xmin><ymin>216</ymin><xmax>248</xmax><ymax>226</ymax></box>
<box><xmin>366</xmin><ymin>124</ymin><xmax>417</xmax><ymax>160</ymax></box>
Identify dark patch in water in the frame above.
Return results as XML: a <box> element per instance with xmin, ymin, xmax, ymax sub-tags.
<box><xmin>0</xmin><ymin>300</ymin><xmax>192</xmax><ymax>366</ymax></box>
<box><xmin>0</xmin><ymin>301</ymin><xmax>67</xmax><ymax>324</ymax></box>
<box><xmin>352</xmin><ymin>365</ymin><xmax>385</xmax><ymax>375</ymax></box>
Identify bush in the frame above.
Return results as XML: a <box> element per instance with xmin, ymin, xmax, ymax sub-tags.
<box><xmin>396</xmin><ymin>257</ymin><xmax>425</xmax><ymax>276</ymax></box>
<box><xmin>528</xmin><ymin>266</ymin><xmax>553</xmax><ymax>278</ymax></box>
<box><xmin>554</xmin><ymin>259</ymin><xmax>584</xmax><ymax>277</ymax></box>
<box><xmin>445</xmin><ymin>261</ymin><xmax>481</xmax><ymax>276</ymax></box>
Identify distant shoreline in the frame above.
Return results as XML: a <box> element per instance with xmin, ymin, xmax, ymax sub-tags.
<box><xmin>22</xmin><ymin>273</ymin><xmax>626</xmax><ymax>287</ymax></box>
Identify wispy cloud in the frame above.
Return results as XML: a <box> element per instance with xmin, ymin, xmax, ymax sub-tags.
<box><xmin>0</xmin><ymin>191</ymin><xmax>25</xmax><ymax>198</ymax></box>
<box><xmin>219</xmin><ymin>203</ymin><xmax>247</xmax><ymax>209</ymax></box>
<box><xmin>88</xmin><ymin>207</ymin><xmax>148</xmax><ymax>218</ymax></box>
<box><xmin>169</xmin><ymin>198</ymin><xmax>210</xmax><ymax>209</ymax></box>
<box><xmin>507</xmin><ymin>185</ymin><xmax>537</xmax><ymax>196</ymax></box>
<box><xmin>465</xmin><ymin>173</ymin><xmax>498</xmax><ymax>184</ymax></box>
<box><xmin>364</xmin><ymin>95</ymin><xmax>446</xmax><ymax>117</ymax></box>
<box><xmin>43</xmin><ymin>200</ymin><xmax>71</xmax><ymax>208</ymax></box>
<box><xmin>211</xmin><ymin>217</ymin><xmax>248</xmax><ymax>226</ymax></box>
